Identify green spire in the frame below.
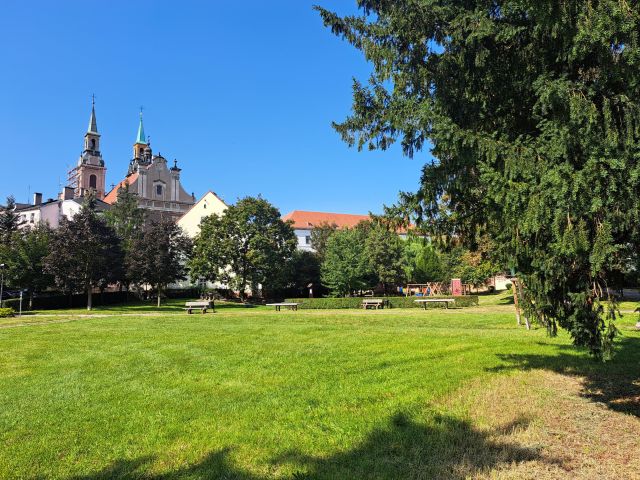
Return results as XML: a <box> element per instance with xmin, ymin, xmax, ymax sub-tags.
<box><xmin>135</xmin><ymin>109</ymin><xmax>147</xmax><ymax>144</ymax></box>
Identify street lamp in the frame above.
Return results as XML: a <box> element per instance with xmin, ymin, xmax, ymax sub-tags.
<box><xmin>0</xmin><ymin>264</ymin><xmax>5</xmax><ymax>309</ymax></box>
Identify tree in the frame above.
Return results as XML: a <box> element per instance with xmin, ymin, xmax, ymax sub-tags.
<box><xmin>104</xmin><ymin>182</ymin><xmax>146</xmax><ymax>254</ymax></box>
<box><xmin>128</xmin><ymin>219</ymin><xmax>191</xmax><ymax>307</ymax></box>
<box><xmin>190</xmin><ymin>196</ymin><xmax>296</xmax><ymax>300</ymax></box>
<box><xmin>403</xmin><ymin>239</ymin><xmax>445</xmax><ymax>283</ymax></box>
<box><xmin>364</xmin><ymin>224</ymin><xmax>405</xmax><ymax>291</ymax></box>
<box><xmin>0</xmin><ymin>196</ymin><xmax>21</xmax><ymax>244</ymax></box>
<box><xmin>321</xmin><ymin>228</ymin><xmax>370</xmax><ymax>296</ymax></box>
<box><xmin>3</xmin><ymin>224</ymin><xmax>54</xmax><ymax>309</ymax></box>
<box><xmin>104</xmin><ymin>182</ymin><xmax>146</xmax><ymax>291</ymax></box>
<box><xmin>271</xmin><ymin>250</ymin><xmax>322</xmax><ymax>298</ymax></box>
<box><xmin>317</xmin><ymin>2</ymin><xmax>640</xmax><ymax>358</ymax></box>
<box><xmin>310</xmin><ymin>222</ymin><xmax>338</xmax><ymax>260</ymax></box>
<box><xmin>45</xmin><ymin>194</ymin><xmax>123</xmax><ymax>310</ymax></box>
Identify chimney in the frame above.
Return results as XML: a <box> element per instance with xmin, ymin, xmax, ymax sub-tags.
<box><xmin>33</xmin><ymin>192</ymin><xmax>42</xmax><ymax>205</ymax></box>
<box><xmin>63</xmin><ymin>187</ymin><xmax>75</xmax><ymax>200</ymax></box>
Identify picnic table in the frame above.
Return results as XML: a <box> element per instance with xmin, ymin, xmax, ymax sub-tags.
<box><xmin>414</xmin><ymin>298</ymin><xmax>455</xmax><ymax>310</ymax></box>
<box><xmin>362</xmin><ymin>298</ymin><xmax>385</xmax><ymax>309</ymax></box>
<box><xmin>183</xmin><ymin>301</ymin><xmax>212</xmax><ymax>314</ymax></box>
<box><xmin>266</xmin><ymin>302</ymin><xmax>299</xmax><ymax>311</ymax></box>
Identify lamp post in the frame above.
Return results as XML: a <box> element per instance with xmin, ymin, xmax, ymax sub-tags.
<box><xmin>0</xmin><ymin>264</ymin><xmax>5</xmax><ymax>308</ymax></box>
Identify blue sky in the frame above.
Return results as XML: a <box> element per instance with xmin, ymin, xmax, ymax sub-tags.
<box><xmin>0</xmin><ymin>1</ymin><xmax>430</xmax><ymax>215</ymax></box>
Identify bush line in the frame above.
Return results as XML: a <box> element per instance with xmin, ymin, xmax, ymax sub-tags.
<box><xmin>284</xmin><ymin>296</ymin><xmax>479</xmax><ymax>309</ymax></box>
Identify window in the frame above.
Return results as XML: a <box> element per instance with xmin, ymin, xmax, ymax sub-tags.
<box><xmin>156</xmin><ymin>185</ymin><xmax>163</xmax><ymax>196</ymax></box>
<box><xmin>305</xmin><ymin>236</ymin><xmax>311</xmax><ymax>245</ymax></box>
<box><xmin>90</xmin><ymin>138</ymin><xmax>96</xmax><ymax>150</ymax></box>
<box><xmin>30</xmin><ymin>213</ymin><xmax>35</xmax><ymax>223</ymax></box>
<box><xmin>89</xmin><ymin>174</ymin><xmax>97</xmax><ymax>189</ymax></box>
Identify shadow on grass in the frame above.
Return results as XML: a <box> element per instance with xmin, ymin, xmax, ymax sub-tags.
<box><xmin>488</xmin><ymin>337</ymin><xmax>640</xmax><ymax>417</ymax></box>
<box><xmin>70</xmin><ymin>413</ymin><xmax>559</xmax><ymax>479</ymax></box>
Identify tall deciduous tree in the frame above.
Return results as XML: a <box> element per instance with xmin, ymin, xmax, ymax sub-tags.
<box><xmin>310</xmin><ymin>222</ymin><xmax>338</xmax><ymax>260</ymax></box>
<box><xmin>190</xmin><ymin>196</ymin><xmax>296</xmax><ymax>300</ymax></box>
<box><xmin>321</xmin><ymin>228</ymin><xmax>369</xmax><ymax>296</ymax></box>
<box><xmin>45</xmin><ymin>194</ymin><xmax>123</xmax><ymax>310</ymax></box>
<box><xmin>317</xmin><ymin>1</ymin><xmax>640</xmax><ymax>358</ymax></box>
<box><xmin>0</xmin><ymin>196</ymin><xmax>21</xmax><ymax>244</ymax></box>
<box><xmin>128</xmin><ymin>219</ymin><xmax>191</xmax><ymax>307</ymax></box>
<box><xmin>364</xmin><ymin>224</ymin><xmax>405</xmax><ymax>292</ymax></box>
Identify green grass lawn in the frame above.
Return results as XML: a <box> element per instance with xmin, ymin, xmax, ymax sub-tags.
<box><xmin>1</xmin><ymin>302</ymin><xmax>638</xmax><ymax>479</ymax></box>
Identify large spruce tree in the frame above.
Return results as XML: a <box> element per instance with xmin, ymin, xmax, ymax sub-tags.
<box><xmin>317</xmin><ymin>1</ymin><xmax>640</xmax><ymax>358</ymax></box>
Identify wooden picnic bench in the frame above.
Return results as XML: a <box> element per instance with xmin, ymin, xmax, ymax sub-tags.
<box><xmin>414</xmin><ymin>298</ymin><xmax>456</xmax><ymax>310</ymax></box>
<box><xmin>362</xmin><ymin>298</ymin><xmax>385</xmax><ymax>309</ymax></box>
<box><xmin>183</xmin><ymin>301</ymin><xmax>212</xmax><ymax>314</ymax></box>
<box><xmin>266</xmin><ymin>302</ymin><xmax>299</xmax><ymax>311</ymax></box>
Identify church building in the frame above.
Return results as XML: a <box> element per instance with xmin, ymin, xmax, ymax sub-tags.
<box><xmin>71</xmin><ymin>98</ymin><xmax>107</xmax><ymax>199</ymax></box>
<box><xmin>102</xmin><ymin>110</ymin><xmax>195</xmax><ymax>221</ymax></box>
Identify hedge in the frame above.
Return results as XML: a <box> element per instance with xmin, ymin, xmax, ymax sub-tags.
<box><xmin>284</xmin><ymin>295</ymin><xmax>479</xmax><ymax>309</ymax></box>
<box><xmin>3</xmin><ymin>288</ymin><xmax>201</xmax><ymax>311</ymax></box>
<box><xmin>0</xmin><ymin>308</ymin><xmax>14</xmax><ymax>318</ymax></box>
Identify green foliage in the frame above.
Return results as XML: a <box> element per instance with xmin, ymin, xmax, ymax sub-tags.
<box><xmin>44</xmin><ymin>194</ymin><xmax>124</xmax><ymax>310</ymax></box>
<box><xmin>128</xmin><ymin>219</ymin><xmax>192</xmax><ymax>306</ymax></box>
<box><xmin>190</xmin><ymin>196</ymin><xmax>296</xmax><ymax>299</ymax></box>
<box><xmin>321</xmin><ymin>228</ymin><xmax>370</xmax><ymax>296</ymax></box>
<box><xmin>403</xmin><ymin>238</ymin><xmax>445</xmax><ymax>283</ymax></box>
<box><xmin>274</xmin><ymin>250</ymin><xmax>322</xmax><ymax>298</ymax></box>
<box><xmin>285</xmin><ymin>295</ymin><xmax>479</xmax><ymax>309</ymax></box>
<box><xmin>364</xmin><ymin>224</ymin><xmax>405</xmax><ymax>289</ymax></box>
<box><xmin>316</xmin><ymin>1</ymin><xmax>640</xmax><ymax>358</ymax></box>
<box><xmin>310</xmin><ymin>222</ymin><xmax>338</xmax><ymax>260</ymax></box>
<box><xmin>104</xmin><ymin>181</ymin><xmax>146</xmax><ymax>254</ymax></box>
<box><xmin>0</xmin><ymin>307</ymin><xmax>14</xmax><ymax>318</ymax></box>
<box><xmin>1</xmin><ymin>224</ymin><xmax>53</xmax><ymax>309</ymax></box>
<box><xmin>0</xmin><ymin>196</ymin><xmax>20</xmax><ymax>244</ymax></box>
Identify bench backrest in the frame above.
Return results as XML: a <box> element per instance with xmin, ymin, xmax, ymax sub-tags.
<box><xmin>185</xmin><ymin>301</ymin><xmax>210</xmax><ymax>307</ymax></box>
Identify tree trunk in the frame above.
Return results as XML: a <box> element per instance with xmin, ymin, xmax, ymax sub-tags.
<box><xmin>157</xmin><ymin>285</ymin><xmax>162</xmax><ymax>308</ymax></box>
<box><xmin>512</xmin><ymin>281</ymin><xmax>521</xmax><ymax>326</ymax></box>
<box><xmin>87</xmin><ymin>286</ymin><xmax>93</xmax><ymax>311</ymax></box>
<box><xmin>29</xmin><ymin>291</ymin><xmax>34</xmax><ymax>311</ymax></box>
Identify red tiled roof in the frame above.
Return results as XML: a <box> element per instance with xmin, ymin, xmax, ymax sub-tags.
<box><xmin>282</xmin><ymin>210</ymin><xmax>371</xmax><ymax>230</ymax></box>
<box><xmin>103</xmin><ymin>173</ymin><xmax>139</xmax><ymax>204</ymax></box>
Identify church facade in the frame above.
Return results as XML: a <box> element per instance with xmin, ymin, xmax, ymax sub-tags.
<box><xmin>102</xmin><ymin>111</ymin><xmax>195</xmax><ymax>221</ymax></box>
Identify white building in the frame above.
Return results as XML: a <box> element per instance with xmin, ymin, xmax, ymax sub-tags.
<box><xmin>15</xmin><ymin>190</ymin><xmax>110</xmax><ymax>229</ymax></box>
<box><xmin>176</xmin><ymin>191</ymin><xmax>228</xmax><ymax>238</ymax></box>
<box><xmin>282</xmin><ymin>211</ymin><xmax>374</xmax><ymax>252</ymax></box>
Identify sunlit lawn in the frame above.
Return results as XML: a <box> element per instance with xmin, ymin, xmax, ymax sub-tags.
<box><xmin>0</xmin><ymin>297</ymin><xmax>638</xmax><ymax>478</ymax></box>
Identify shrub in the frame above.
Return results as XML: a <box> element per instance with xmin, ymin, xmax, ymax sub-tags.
<box><xmin>284</xmin><ymin>295</ymin><xmax>479</xmax><ymax>309</ymax></box>
<box><xmin>0</xmin><ymin>308</ymin><xmax>15</xmax><ymax>318</ymax></box>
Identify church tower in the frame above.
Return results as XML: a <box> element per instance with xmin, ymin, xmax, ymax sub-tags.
<box><xmin>133</xmin><ymin>110</ymin><xmax>151</xmax><ymax>161</ymax></box>
<box><xmin>75</xmin><ymin>97</ymin><xmax>107</xmax><ymax>199</ymax></box>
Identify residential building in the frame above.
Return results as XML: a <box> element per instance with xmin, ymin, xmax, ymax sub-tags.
<box><xmin>177</xmin><ymin>191</ymin><xmax>228</xmax><ymax>238</ymax></box>
<box><xmin>282</xmin><ymin>210</ymin><xmax>372</xmax><ymax>252</ymax></box>
<box><xmin>15</xmin><ymin>189</ymin><xmax>110</xmax><ymax>229</ymax></box>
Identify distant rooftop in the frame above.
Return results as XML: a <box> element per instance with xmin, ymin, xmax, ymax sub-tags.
<box><xmin>282</xmin><ymin>210</ymin><xmax>370</xmax><ymax>230</ymax></box>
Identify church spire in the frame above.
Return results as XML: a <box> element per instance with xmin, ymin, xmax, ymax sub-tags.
<box><xmin>87</xmin><ymin>94</ymin><xmax>98</xmax><ymax>134</ymax></box>
<box><xmin>135</xmin><ymin>108</ymin><xmax>147</xmax><ymax>145</ymax></box>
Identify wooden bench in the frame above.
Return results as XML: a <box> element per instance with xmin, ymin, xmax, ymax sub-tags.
<box><xmin>414</xmin><ymin>298</ymin><xmax>456</xmax><ymax>310</ymax></box>
<box><xmin>183</xmin><ymin>301</ymin><xmax>212</xmax><ymax>314</ymax></box>
<box><xmin>362</xmin><ymin>299</ymin><xmax>385</xmax><ymax>309</ymax></box>
<box><xmin>266</xmin><ymin>302</ymin><xmax>299</xmax><ymax>311</ymax></box>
